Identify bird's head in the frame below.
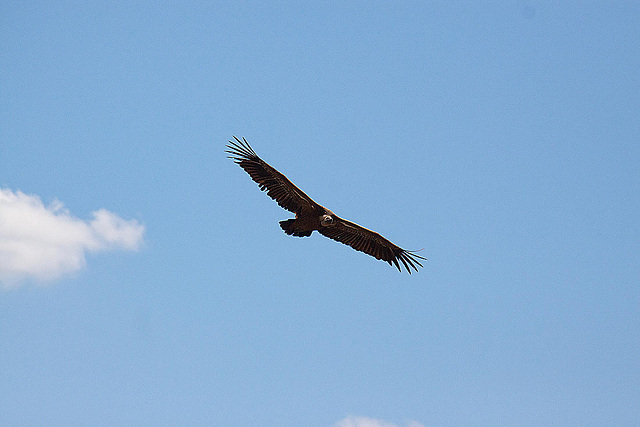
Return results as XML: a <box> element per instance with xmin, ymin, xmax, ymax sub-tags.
<box><xmin>320</xmin><ymin>214</ymin><xmax>334</xmax><ymax>226</ymax></box>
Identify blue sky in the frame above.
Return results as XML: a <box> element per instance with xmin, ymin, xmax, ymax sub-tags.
<box><xmin>1</xmin><ymin>1</ymin><xmax>639</xmax><ymax>425</ymax></box>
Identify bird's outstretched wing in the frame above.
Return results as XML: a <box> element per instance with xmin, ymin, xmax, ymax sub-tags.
<box><xmin>226</xmin><ymin>136</ymin><xmax>321</xmax><ymax>214</ymax></box>
<box><xmin>318</xmin><ymin>217</ymin><xmax>426</xmax><ymax>273</ymax></box>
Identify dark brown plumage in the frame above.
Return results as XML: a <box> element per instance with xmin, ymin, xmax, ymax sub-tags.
<box><xmin>226</xmin><ymin>136</ymin><xmax>426</xmax><ymax>273</ymax></box>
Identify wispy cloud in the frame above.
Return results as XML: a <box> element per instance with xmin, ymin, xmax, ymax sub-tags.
<box><xmin>334</xmin><ymin>415</ymin><xmax>425</xmax><ymax>427</ymax></box>
<box><xmin>0</xmin><ymin>188</ymin><xmax>144</xmax><ymax>288</ymax></box>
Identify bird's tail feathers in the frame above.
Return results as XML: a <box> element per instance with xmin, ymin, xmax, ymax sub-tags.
<box><xmin>279</xmin><ymin>219</ymin><xmax>312</xmax><ymax>237</ymax></box>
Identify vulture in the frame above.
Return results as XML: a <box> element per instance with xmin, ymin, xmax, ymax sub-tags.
<box><xmin>226</xmin><ymin>137</ymin><xmax>426</xmax><ymax>273</ymax></box>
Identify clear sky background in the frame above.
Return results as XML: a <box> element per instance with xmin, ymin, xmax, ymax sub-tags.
<box><xmin>1</xmin><ymin>2</ymin><xmax>639</xmax><ymax>426</ymax></box>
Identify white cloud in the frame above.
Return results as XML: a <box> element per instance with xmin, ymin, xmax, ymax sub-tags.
<box><xmin>0</xmin><ymin>188</ymin><xmax>144</xmax><ymax>288</ymax></box>
<box><xmin>334</xmin><ymin>416</ymin><xmax>426</xmax><ymax>427</ymax></box>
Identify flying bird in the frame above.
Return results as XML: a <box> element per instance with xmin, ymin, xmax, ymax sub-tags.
<box><xmin>226</xmin><ymin>136</ymin><xmax>426</xmax><ymax>273</ymax></box>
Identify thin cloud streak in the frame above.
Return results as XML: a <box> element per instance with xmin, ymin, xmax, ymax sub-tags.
<box><xmin>0</xmin><ymin>188</ymin><xmax>144</xmax><ymax>288</ymax></box>
<box><xmin>334</xmin><ymin>415</ymin><xmax>426</xmax><ymax>427</ymax></box>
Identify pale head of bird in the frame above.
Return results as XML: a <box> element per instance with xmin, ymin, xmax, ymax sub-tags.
<box><xmin>320</xmin><ymin>214</ymin><xmax>334</xmax><ymax>226</ymax></box>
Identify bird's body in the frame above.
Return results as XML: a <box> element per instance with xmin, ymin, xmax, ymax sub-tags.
<box><xmin>226</xmin><ymin>136</ymin><xmax>425</xmax><ymax>273</ymax></box>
